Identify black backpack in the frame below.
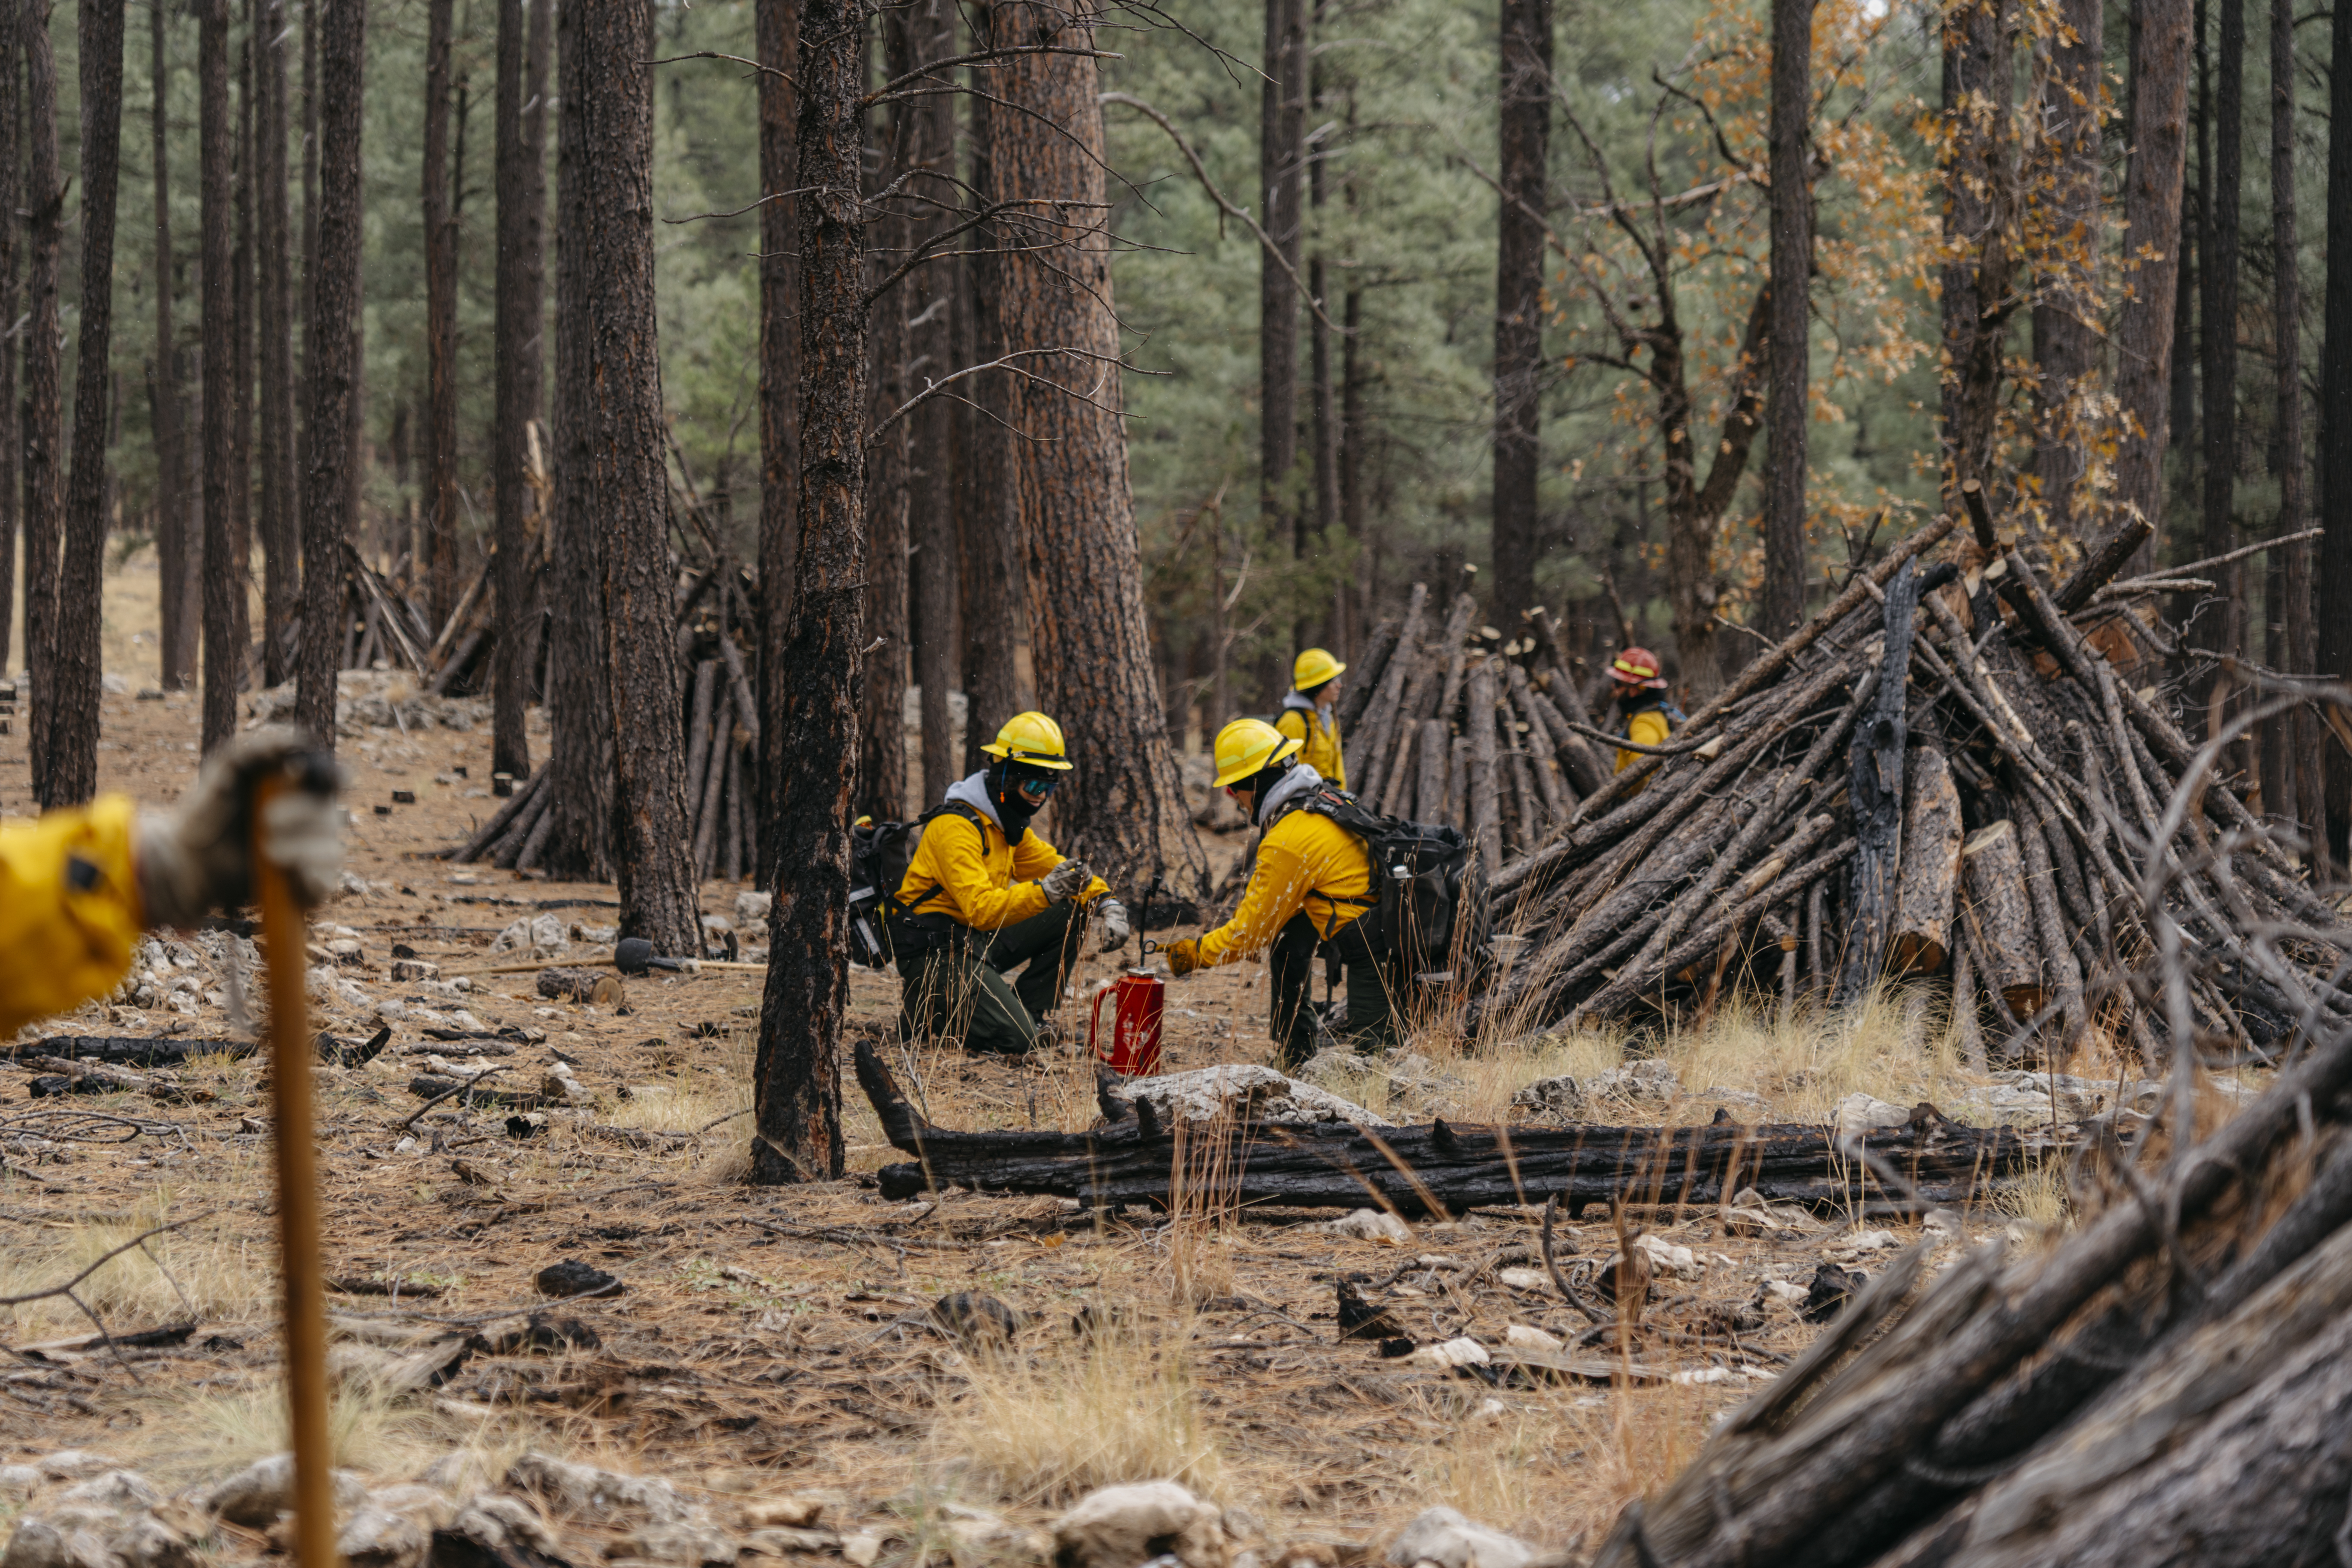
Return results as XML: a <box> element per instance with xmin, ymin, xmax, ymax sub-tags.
<box><xmin>846</xmin><ymin>802</ymin><xmax>988</xmax><ymax>968</ymax></box>
<box><xmin>1270</xmin><ymin>785</ymin><xmax>1488</xmax><ymax>974</ymax></box>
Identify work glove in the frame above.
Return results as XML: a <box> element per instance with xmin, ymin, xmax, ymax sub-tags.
<box><xmin>1162</xmin><ymin>937</ymin><xmax>1202</xmax><ymax>977</ymax></box>
<box><xmin>137</xmin><ymin>725</ymin><xmax>344</xmax><ymax>930</ymax></box>
<box><xmin>1094</xmin><ymin>897</ymin><xmax>1131</xmax><ymax>953</ymax></box>
<box><xmin>1040</xmin><ymin>859</ymin><xmax>1092</xmax><ymax>902</ymax></box>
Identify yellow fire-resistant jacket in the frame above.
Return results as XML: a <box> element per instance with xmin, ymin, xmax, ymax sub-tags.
<box><xmin>1274</xmin><ymin>698</ymin><xmax>1346</xmax><ymax>790</ymax></box>
<box><xmin>0</xmin><ymin>796</ymin><xmax>145</xmax><ymax>1040</ymax></box>
<box><xmin>895</xmin><ymin>803</ymin><xmax>1110</xmax><ymax>932</ymax></box>
<box><xmin>1614</xmin><ymin>706</ymin><xmax>1673</xmax><ymax>774</ymax></box>
<box><xmin>1195</xmin><ymin>805</ymin><xmax>1372</xmax><ymax>968</ymax></box>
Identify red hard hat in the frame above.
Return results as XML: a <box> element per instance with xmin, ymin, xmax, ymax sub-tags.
<box><xmin>1612</xmin><ymin>647</ymin><xmax>1667</xmax><ymax>688</ymax></box>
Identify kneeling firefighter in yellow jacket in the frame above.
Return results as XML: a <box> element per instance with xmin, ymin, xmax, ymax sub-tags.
<box><xmin>890</xmin><ymin>712</ymin><xmax>1125</xmax><ymax>1055</ymax></box>
<box><xmin>1161</xmin><ymin>718</ymin><xmax>1396</xmax><ymax>1068</ymax></box>
<box><xmin>0</xmin><ymin>728</ymin><xmax>344</xmax><ymax>1041</ymax></box>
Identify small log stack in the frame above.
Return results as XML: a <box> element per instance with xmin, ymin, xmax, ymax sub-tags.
<box><xmin>1336</xmin><ymin>496</ymin><xmax>2352</xmax><ymax>1064</ymax></box>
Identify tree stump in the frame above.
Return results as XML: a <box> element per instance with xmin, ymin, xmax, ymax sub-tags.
<box><xmin>1889</xmin><ymin>744</ymin><xmax>1963</xmax><ymax>975</ymax></box>
<box><xmin>1963</xmin><ymin>818</ymin><xmax>2047</xmax><ymax>1021</ymax></box>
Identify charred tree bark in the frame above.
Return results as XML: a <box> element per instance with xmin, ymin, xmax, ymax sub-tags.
<box><xmin>1939</xmin><ymin>0</ymin><xmax>2009</xmax><ymax>500</ymax></box>
<box><xmin>1660</xmin><ymin>287</ymin><xmax>1769</xmax><ymax>706</ymax></box>
<box><xmin>859</xmin><ymin>10</ymin><xmax>911</xmax><ymax>825</ymax></box>
<box><xmin>754</xmin><ymin>0</ymin><xmax>800</xmax><ymax>875</ymax></box>
<box><xmin>43</xmin><ymin>0</ymin><xmax>127</xmax><ymax>808</ymax></box>
<box><xmin>198</xmin><ymin>0</ymin><xmax>239</xmax><ymax>754</ymax></box>
<box><xmin>958</xmin><ymin>29</ymin><xmax>1023</xmax><ymax>775</ymax></box>
<box><xmin>492</xmin><ymin>0</ymin><xmax>549</xmax><ymax>782</ymax></box>
<box><xmin>2029</xmin><ymin>0</ymin><xmax>2102</xmax><ymax>537</ymax></box>
<box><xmin>750</xmin><ymin>0</ymin><xmax>862</xmax><ymax>1187</ymax></box>
<box><xmin>257</xmin><ymin>0</ymin><xmax>295</xmax><ymax>688</ymax></box>
<box><xmin>1833</xmin><ymin>560</ymin><xmax>1915</xmax><ymax>1003</ymax></box>
<box><xmin>987</xmin><ymin>0</ymin><xmax>1208</xmax><ymax>898</ymax></box>
<box><xmin>1762</xmin><ymin>0</ymin><xmax>1810</xmax><ymax>639</ymax></box>
<box><xmin>19</xmin><ymin>0</ymin><xmax>58</xmax><ymax>780</ymax></box>
<box><xmin>2320</xmin><ymin>0</ymin><xmax>2352</xmax><ymax>867</ymax></box>
<box><xmin>1260</xmin><ymin>0</ymin><xmax>1303</xmax><ymax>601</ymax></box>
<box><xmin>150</xmin><ymin>0</ymin><xmax>186</xmax><ymax>690</ymax></box>
<box><xmin>1492</xmin><ymin>0</ymin><xmax>1548</xmax><ymax>630</ymax></box>
<box><xmin>908</xmin><ymin>0</ymin><xmax>959</xmax><ymax>803</ymax></box>
<box><xmin>2193</xmin><ymin>0</ymin><xmax>2245</xmax><ymax>734</ymax></box>
<box><xmin>294</xmin><ymin>0</ymin><xmax>314</xmax><ymax>534</ymax></box>
<box><xmin>422</xmin><ymin>0</ymin><xmax>459</xmax><ymax>630</ymax></box>
<box><xmin>2116</xmin><ymin>0</ymin><xmax>2192</xmax><ymax>542</ymax></box>
<box><xmin>2273</xmin><ymin>0</ymin><xmax>2319</xmax><ymax>860</ymax></box>
<box><xmin>1890</xmin><ymin>741</ymin><xmax>1962</xmax><ymax>976</ymax></box>
<box><xmin>232</xmin><ymin>21</ymin><xmax>253</xmax><ymax>697</ymax></box>
<box><xmin>293</xmin><ymin>0</ymin><xmax>365</xmax><ymax>751</ymax></box>
<box><xmin>568</xmin><ymin>0</ymin><xmax>695</xmax><ymax>952</ymax></box>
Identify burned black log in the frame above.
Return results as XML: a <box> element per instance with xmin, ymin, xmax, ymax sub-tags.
<box><xmin>1833</xmin><ymin>557</ymin><xmax>1918</xmax><ymax>1004</ymax></box>
<box><xmin>5</xmin><ymin>1035</ymin><xmax>260</xmax><ymax>1068</ymax></box>
<box><xmin>854</xmin><ymin>1040</ymin><xmax>2054</xmax><ymax>1216</ymax></box>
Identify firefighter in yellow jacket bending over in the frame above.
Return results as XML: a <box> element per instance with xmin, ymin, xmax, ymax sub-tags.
<box><xmin>1273</xmin><ymin>647</ymin><xmax>1347</xmax><ymax>788</ymax></box>
<box><xmin>890</xmin><ymin>712</ymin><xmax>1125</xmax><ymax>1055</ymax></box>
<box><xmin>1161</xmin><ymin>718</ymin><xmax>1395</xmax><ymax>1068</ymax></box>
<box><xmin>0</xmin><ymin>727</ymin><xmax>344</xmax><ymax>1041</ymax></box>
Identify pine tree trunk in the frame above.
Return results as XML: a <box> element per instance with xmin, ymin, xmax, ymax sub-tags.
<box><xmin>20</xmin><ymin>0</ymin><xmax>60</xmax><ymax>782</ymax></box>
<box><xmin>542</xmin><ymin>0</ymin><xmax>613</xmax><ymax>881</ymax></box>
<box><xmin>909</xmin><ymin>0</ymin><xmax>959</xmax><ymax>804</ymax></box>
<box><xmin>750</xmin><ymin>0</ymin><xmax>862</xmax><ymax>1186</ymax></box>
<box><xmin>2197</xmin><ymin>0</ymin><xmax>2244</xmax><ymax>737</ymax></box>
<box><xmin>293</xmin><ymin>0</ymin><xmax>365</xmax><ymax>751</ymax></box>
<box><xmin>492</xmin><ymin>0</ymin><xmax>548</xmax><ymax>782</ymax></box>
<box><xmin>2322</xmin><ymin>0</ymin><xmax>2352</xmax><ymax>866</ymax></box>
<box><xmin>1762</xmin><ymin>0</ymin><xmax>1809</xmax><ymax>638</ymax></box>
<box><xmin>231</xmin><ymin>21</ymin><xmax>253</xmax><ymax>694</ymax></box>
<box><xmin>0</xmin><ymin>14</ymin><xmax>16</xmax><ymax>679</ymax></box>
<box><xmin>754</xmin><ymin>0</ymin><xmax>800</xmax><ymax>877</ymax></box>
<box><xmin>2115</xmin><ymin>0</ymin><xmax>2192</xmax><ymax>547</ymax></box>
<box><xmin>987</xmin><ymin>0</ymin><xmax>1210</xmax><ymax>898</ymax></box>
<box><xmin>150</xmin><ymin>1</ymin><xmax>185</xmax><ymax>690</ymax></box>
<box><xmin>1260</xmin><ymin>0</ymin><xmax>1303</xmax><ymax>602</ymax></box>
<box><xmin>295</xmin><ymin>0</ymin><xmax>315</xmax><ymax>511</ymax></box>
<box><xmin>959</xmin><ymin>42</ymin><xmax>1023</xmax><ymax>774</ymax></box>
<box><xmin>198</xmin><ymin>0</ymin><xmax>239</xmax><ymax>754</ymax></box>
<box><xmin>257</xmin><ymin>0</ymin><xmax>295</xmax><ymax>688</ymax></box>
<box><xmin>43</xmin><ymin>0</ymin><xmax>125</xmax><ymax>808</ymax></box>
<box><xmin>859</xmin><ymin>7</ymin><xmax>910</xmax><ymax>823</ymax></box>
<box><xmin>422</xmin><ymin>0</ymin><xmax>458</xmax><ymax>630</ymax></box>
<box><xmin>1938</xmin><ymin>0</ymin><xmax>2007</xmax><ymax>500</ymax></box>
<box><xmin>569</xmin><ymin>0</ymin><xmax>694</xmax><ymax>953</ymax></box>
<box><xmin>2030</xmin><ymin>0</ymin><xmax>2101</xmax><ymax>538</ymax></box>
<box><xmin>2274</xmin><ymin>0</ymin><xmax>2321</xmax><ymax>860</ymax></box>
<box><xmin>1308</xmin><ymin>93</ymin><xmax>1339</xmax><ymax>643</ymax></box>
<box><xmin>1492</xmin><ymin>0</ymin><xmax>1548</xmax><ymax>630</ymax></box>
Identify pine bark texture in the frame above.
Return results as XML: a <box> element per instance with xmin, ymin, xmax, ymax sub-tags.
<box><xmin>908</xmin><ymin>0</ymin><xmax>959</xmax><ymax>803</ymax></box>
<box><xmin>231</xmin><ymin>23</ymin><xmax>254</xmax><ymax>700</ymax></box>
<box><xmin>1491</xmin><ymin>0</ymin><xmax>1549</xmax><ymax>630</ymax></box>
<box><xmin>2272</xmin><ymin>0</ymin><xmax>2319</xmax><ymax>857</ymax></box>
<box><xmin>0</xmin><ymin>14</ymin><xmax>16</xmax><ymax>678</ymax></box>
<box><xmin>150</xmin><ymin>1</ymin><xmax>186</xmax><ymax>689</ymax></box>
<box><xmin>199</xmin><ymin>0</ymin><xmax>239</xmax><ymax>754</ymax></box>
<box><xmin>1938</xmin><ymin>0</ymin><xmax>2008</xmax><ymax>498</ymax></box>
<box><xmin>257</xmin><ymin>0</ymin><xmax>296</xmax><ymax>687</ymax></box>
<box><xmin>1259</xmin><ymin>0</ymin><xmax>1303</xmax><ymax>573</ymax></box>
<box><xmin>754</xmin><ymin>0</ymin><xmax>800</xmax><ymax>874</ymax></box>
<box><xmin>2196</xmin><ymin>0</ymin><xmax>2244</xmax><ymax>690</ymax></box>
<box><xmin>44</xmin><ymin>0</ymin><xmax>127</xmax><ymax>809</ymax></box>
<box><xmin>492</xmin><ymin>0</ymin><xmax>550</xmax><ymax>781</ymax></box>
<box><xmin>958</xmin><ymin>39</ymin><xmax>1023</xmax><ymax>774</ymax></box>
<box><xmin>1762</xmin><ymin>0</ymin><xmax>1810</xmax><ymax>639</ymax></box>
<box><xmin>567</xmin><ymin>0</ymin><xmax>696</xmax><ymax>955</ymax></box>
<box><xmin>422</xmin><ymin>0</ymin><xmax>459</xmax><ymax>630</ymax></box>
<box><xmin>986</xmin><ymin>0</ymin><xmax>1209</xmax><ymax>898</ymax></box>
<box><xmin>2320</xmin><ymin>0</ymin><xmax>2352</xmax><ymax>864</ymax></box>
<box><xmin>750</xmin><ymin>0</ymin><xmax>862</xmax><ymax>1186</ymax></box>
<box><xmin>2029</xmin><ymin>0</ymin><xmax>2101</xmax><ymax>536</ymax></box>
<box><xmin>859</xmin><ymin>16</ymin><xmax>910</xmax><ymax>826</ymax></box>
<box><xmin>2115</xmin><ymin>0</ymin><xmax>2192</xmax><ymax>539</ymax></box>
<box><xmin>19</xmin><ymin>0</ymin><xmax>59</xmax><ymax>780</ymax></box>
<box><xmin>1889</xmin><ymin>742</ymin><xmax>1961</xmax><ymax>976</ymax></box>
<box><xmin>293</xmin><ymin>0</ymin><xmax>365</xmax><ymax>751</ymax></box>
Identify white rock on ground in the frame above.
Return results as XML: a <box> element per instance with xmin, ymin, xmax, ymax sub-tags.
<box><xmin>1497</xmin><ymin>1267</ymin><xmax>1549</xmax><ymax>1290</ymax></box>
<box><xmin>337</xmin><ymin>1486</ymin><xmax>459</xmax><ymax>1568</ymax></box>
<box><xmin>1051</xmin><ymin>1481</ymin><xmax>1230</xmax><ymax>1568</ymax></box>
<box><xmin>202</xmin><ymin>1453</ymin><xmax>370</xmax><ymax>1527</ymax></box>
<box><xmin>505</xmin><ymin>1453</ymin><xmax>699</xmax><ymax>1527</ymax></box>
<box><xmin>1962</xmin><ymin>1070</ymin><xmax>2163</xmax><ymax>1124</ymax></box>
<box><xmin>1504</xmin><ymin>1323</ymin><xmax>1563</xmax><ymax>1351</ymax></box>
<box><xmin>1409</xmin><ymin>1337</ymin><xmax>1490</xmax><ymax>1369</ymax></box>
<box><xmin>1323</xmin><ymin>1208</ymin><xmax>1412</xmax><ymax>1244</ymax></box>
<box><xmin>1115</xmin><ymin>1065</ymin><xmax>1390</xmax><ymax>1128</ymax></box>
<box><xmin>438</xmin><ymin>1496</ymin><xmax>568</xmax><ymax>1568</ymax></box>
<box><xmin>1507</xmin><ymin>1076</ymin><xmax>1586</xmax><ymax>1122</ymax></box>
<box><xmin>1632</xmin><ymin>1233</ymin><xmax>1701</xmax><ymax>1278</ymax></box>
<box><xmin>1832</xmin><ymin>1092</ymin><xmax>1911</xmax><ymax>1140</ymax></box>
<box><xmin>1382</xmin><ymin>1506</ymin><xmax>1539</xmax><ymax>1568</ymax></box>
<box><xmin>1581</xmin><ymin>1060</ymin><xmax>1679</xmax><ymax>1104</ymax></box>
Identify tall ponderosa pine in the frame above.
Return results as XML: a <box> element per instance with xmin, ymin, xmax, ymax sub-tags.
<box><xmin>1761</xmin><ymin>0</ymin><xmax>1810</xmax><ymax>638</ymax></box>
<box><xmin>151</xmin><ymin>0</ymin><xmax>189</xmax><ymax>689</ymax></box>
<box><xmin>257</xmin><ymin>0</ymin><xmax>297</xmax><ymax>686</ymax></box>
<box><xmin>0</xmin><ymin>11</ymin><xmax>17</xmax><ymax>678</ymax></box>
<box><xmin>492</xmin><ymin>0</ymin><xmax>551</xmax><ymax>783</ymax></box>
<box><xmin>1492</xmin><ymin>0</ymin><xmax>1549</xmax><ymax>629</ymax></box>
<box><xmin>1260</xmin><ymin>0</ymin><xmax>1304</xmax><ymax>617</ymax></box>
<box><xmin>422</xmin><ymin>0</ymin><xmax>460</xmax><ymax>628</ymax></box>
<box><xmin>858</xmin><ymin>7</ymin><xmax>910</xmax><ymax>824</ymax></box>
<box><xmin>1939</xmin><ymin>0</ymin><xmax>2009</xmax><ymax>498</ymax></box>
<box><xmin>2029</xmin><ymin>0</ymin><xmax>2101</xmax><ymax>536</ymax></box>
<box><xmin>232</xmin><ymin>22</ymin><xmax>254</xmax><ymax>693</ymax></box>
<box><xmin>750</xmin><ymin>0</ymin><xmax>863</xmax><ymax>1185</ymax></box>
<box><xmin>908</xmin><ymin>0</ymin><xmax>959</xmax><ymax>803</ymax></box>
<box><xmin>20</xmin><ymin>0</ymin><xmax>59</xmax><ymax>781</ymax></box>
<box><xmin>293</xmin><ymin>0</ymin><xmax>366</xmax><ymax>750</ymax></box>
<box><xmin>565</xmin><ymin>0</ymin><xmax>696</xmax><ymax>953</ymax></box>
<box><xmin>198</xmin><ymin>0</ymin><xmax>241</xmax><ymax>754</ymax></box>
<box><xmin>2320</xmin><ymin>0</ymin><xmax>2352</xmax><ymax>863</ymax></box>
<box><xmin>987</xmin><ymin>0</ymin><xmax>1209</xmax><ymax>896</ymax></box>
<box><xmin>43</xmin><ymin>0</ymin><xmax>126</xmax><ymax>808</ymax></box>
<box><xmin>2113</xmin><ymin>0</ymin><xmax>2192</xmax><ymax>549</ymax></box>
<box><xmin>2270</xmin><ymin>0</ymin><xmax>2318</xmax><ymax>847</ymax></box>
<box><xmin>754</xmin><ymin>0</ymin><xmax>800</xmax><ymax>873</ymax></box>
<box><xmin>958</xmin><ymin>45</ymin><xmax>1023</xmax><ymax>769</ymax></box>
<box><xmin>2196</xmin><ymin>0</ymin><xmax>2245</xmax><ymax>720</ymax></box>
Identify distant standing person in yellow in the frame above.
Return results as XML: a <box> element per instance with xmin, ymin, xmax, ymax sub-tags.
<box><xmin>1274</xmin><ymin>648</ymin><xmax>1347</xmax><ymax>789</ymax></box>
<box><xmin>1608</xmin><ymin>646</ymin><xmax>1684</xmax><ymax>773</ymax></box>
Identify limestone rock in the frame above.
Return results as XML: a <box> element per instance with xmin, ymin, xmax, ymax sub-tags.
<box><xmin>1582</xmin><ymin>1060</ymin><xmax>1679</xmax><ymax>1104</ymax></box>
<box><xmin>1052</xmin><ymin>1482</ymin><xmax>1228</xmax><ymax>1568</ymax></box>
<box><xmin>1382</xmin><ymin>1507</ymin><xmax>1537</xmax><ymax>1568</ymax></box>
<box><xmin>1322</xmin><ymin>1208</ymin><xmax>1412</xmax><ymax>1244</ymax></box>
<box><xmin>1507</xmin><ymin>1076</ymin><xmax>1586</xmax><ymax>1122</ymax></box>
<box><xmin>202</xmin><ymin>1454</ymin><xmax>369</xmax><ymax>1528</ymax></box>
<box><xmin>1114</xmin><ymin>1065</ymin><xmax>1389</xmax><ymax>1129</ymax></box>
<box><xmin>505</xmin><ymin>1455</ymin><xmax>696</xmax><ymax>1528</ymax></box>
<box><xmin>1831</xmin><ymin>1092</ymin><xmax>1909</xmax><ymax>1140</ymax></box>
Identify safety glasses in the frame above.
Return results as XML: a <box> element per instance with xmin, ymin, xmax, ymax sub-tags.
<box><xmin>1015</xmin><ymin>775</ymin><xmax>1059</xmax><ymax>802</ymax></box>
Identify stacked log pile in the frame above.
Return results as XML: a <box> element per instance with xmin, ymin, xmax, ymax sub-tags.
<box><xmin>1343</xmin><ymin>497</ymin><xmax>2352</xmax><ymax>1061</ymax></box>
<box><xmin>1589</xmin><ymin>981</ymin><xmax>2352</xmax><ymax>1568</ymax></box>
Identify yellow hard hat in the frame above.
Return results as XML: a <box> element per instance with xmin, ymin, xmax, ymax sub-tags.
<box><xmin>980</xmin><ymin>710</ymin><xmax>1074</xmax><ymax>770</ymax></box>
<box><xmin>1293</xmin><ymin>648</ymin><xmax>1347</xmax><ymax>690</ymax></box>
<box><xmin>1213</xmin><ymin>717</ymin><xmax>1302</xmax><ymax>788</ymax></box>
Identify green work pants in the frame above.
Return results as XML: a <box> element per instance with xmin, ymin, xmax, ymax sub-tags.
<box><xmin>1270</xmin><ymin>912</ymin><xmax>1396</xmax><ymax>1070</ymax></box>
<box><xmin>898</xmin><ymin>899</ymin><xmax>1087</xmax><ymax>1055</ymax></box>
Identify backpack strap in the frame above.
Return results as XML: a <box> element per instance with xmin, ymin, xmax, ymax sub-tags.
<box><xmin>1265</xmin><ymin>788</ymin><xmax>1378</xmax><ymax>910</ymax></box>
<box><xmin>886</xmin><ymin>800</ymin><xmax>993</xmax><ymax>920</ymax></box>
